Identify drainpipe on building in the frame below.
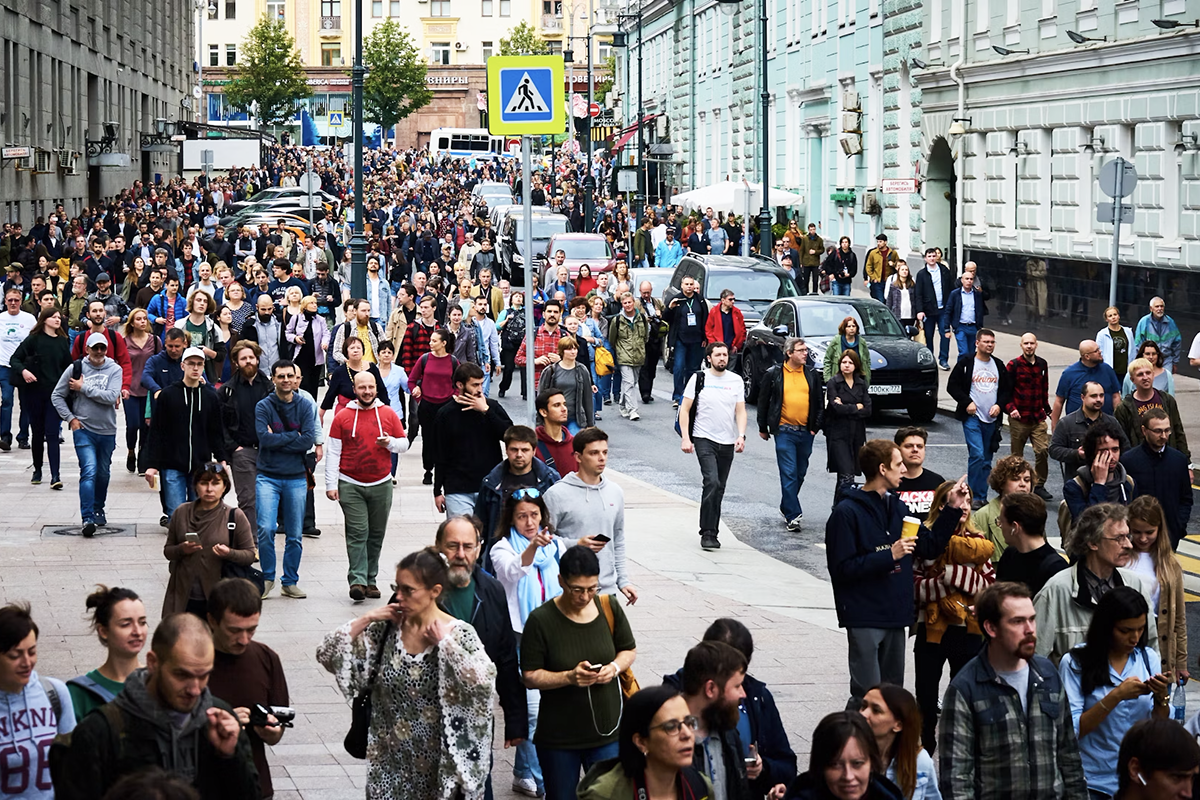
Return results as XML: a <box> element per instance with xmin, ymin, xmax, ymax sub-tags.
<box><xmin>948</xmin><ymin>0</ymin><xmax>966</xmax><ymax>275</ymax></box>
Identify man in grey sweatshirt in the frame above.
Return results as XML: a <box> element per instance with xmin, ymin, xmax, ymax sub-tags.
<box><xmin>51</xmin><ymin>332</ymin><xmax>124</xmax><ymax>536</ymax></box>
<box><xmin>543</xmin><ymin>427</ymin><xmax>639</xmax><ymax>604</ymax></box>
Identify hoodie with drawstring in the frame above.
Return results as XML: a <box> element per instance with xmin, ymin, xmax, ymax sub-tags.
<box><xmin>544</xmin><ymin>472</ymin><xmax>630</xmax><ymax>595</ymax></box>
<box><xmin>2</xmin><ymin>671</ymin><xmax>75</xmax><ymax>800</ymax></box>
<box><xmin>324</xmin><ymin>397</ymin><xmax>408</xmax><ymax>489</ymax></box>
<box><xmin>50</xmin><ymin>667</ymin><xmax>259</xmax><ymax>800</ymax></box>
<box><xmin>146</xmin><ymin>380</ymin><xmax>227</xmax><ymax>474</ymax></box>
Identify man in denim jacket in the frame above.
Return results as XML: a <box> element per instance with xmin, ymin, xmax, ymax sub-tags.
<box><xmin>938</xmin><ymin>581</ymin><xmax>1087</xmax><ymax>800</ymax></box>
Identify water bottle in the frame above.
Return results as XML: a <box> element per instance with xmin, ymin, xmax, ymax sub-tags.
<box><xmin>1172</xmin><ymin>677</ymin><xmax>1187</xmax><ymax>722</ymax></box>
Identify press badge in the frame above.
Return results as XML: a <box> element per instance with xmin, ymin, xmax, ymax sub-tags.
<box><xmin>686</xmin><ymin>312</ymin><xmax>697</xmax><ymax>326</ymax></box>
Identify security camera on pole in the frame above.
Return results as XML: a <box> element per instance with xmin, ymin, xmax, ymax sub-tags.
<box><xmin>487</xmin><ymin>55</ymin><xmax>567</xmax><ymax>423</ymax></box>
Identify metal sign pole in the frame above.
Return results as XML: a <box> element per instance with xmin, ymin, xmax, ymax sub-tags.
<box><xmin>1109</xmin><ymin>158</ymin><xmax>1124</xmax><ymax>309</ymax></box>
<box><xmin>522</xmin><ymin>135</ymin><xmax>537</xmax><ymax>425</ymax></box>
<box><xmin>307</xmin><ymin>152</ymin><xmax>313</xmax><ymax>234</ymax></box>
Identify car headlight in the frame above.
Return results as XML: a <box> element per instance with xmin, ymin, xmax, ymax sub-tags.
<box><xmin>916</xmin><ymin>347</ymin><xmax>935</xmax><ymax>367</ymax></box>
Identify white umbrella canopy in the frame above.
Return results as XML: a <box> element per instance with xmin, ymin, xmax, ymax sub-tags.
<box><xmin>670</xmin><ymin>180</ymin><xmax>804</xmax><ymax>214</ymax></box>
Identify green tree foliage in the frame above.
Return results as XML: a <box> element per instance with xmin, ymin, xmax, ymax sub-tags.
<box><xmin>500</xmin><ymin>20</ymin><xmax>550</xmax><ymax>55</ymax></box>
<box><xmin>360</xmin><ymin>20</ymin><xmax>433</xmax><ymax>133</ymax></box>
<box><xmin>225</xmin><ymin>16</ymin><xmax>311</xmax><ymax>127</ymax></box>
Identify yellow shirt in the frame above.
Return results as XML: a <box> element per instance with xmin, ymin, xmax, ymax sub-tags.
<box><xmin>780</xmin><ymin>362</ymin><xmax>809</xmax><ymax>427</ymax></box>
<box><xmin>357</xmin><ymin>324</ymin><xmax>376</xmax><ymax>363</ymax></box>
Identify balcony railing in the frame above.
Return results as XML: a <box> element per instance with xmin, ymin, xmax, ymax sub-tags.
<box><xmin>320</xmin><ymin>15</ymin><xmax>341</xmax><ymax>33</ymax></box>
<box><xmin>541</xmin><ymin>13</ymin><xmax>563</xmax><ymax>31</ymax></box>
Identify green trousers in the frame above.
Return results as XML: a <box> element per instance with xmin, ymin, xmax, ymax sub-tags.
<box><xmin>339</xmin><ymin>479</ymin><xmax>393</xmax><ymax>587</ymax></box>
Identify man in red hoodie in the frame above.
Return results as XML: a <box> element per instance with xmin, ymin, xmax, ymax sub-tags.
<box><xmin>324</xmin><ymin>371</ymin><xmax>408</xmax><ymax>602</ymax></box>
<box><xmin>534</xmin><ymin>387</ymin><xmax>578</xmax><ymax>475</ymax></box>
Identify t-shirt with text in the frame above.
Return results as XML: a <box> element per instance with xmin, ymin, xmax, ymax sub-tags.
<box><xmin>685</xmin><ymin>369</ymin><xmax>744</xmax><ymax>444</ymax></box>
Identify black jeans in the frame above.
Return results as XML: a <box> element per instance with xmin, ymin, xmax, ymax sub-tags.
<box><xmin>801</xmin><ymin>265</ymin><xmax>820</xmax><ymax>294</ymax></box>
<box><xmin>499</xmin><ymin>346</ymin><xmax>527</xmax><ymax>397</ymax></box>
<box><xmin>416</xmin><ymin>399</ymin><xmax>448</xmax><ymax>473</ymax></box>
<box><xmin>639</xmin><ymin>337</ymin><xmax>662</xmax><ymax>399</ymax></box>
<box><xmin>693</xmin><ymin>437</ymin><xmax>735</xmax><ymax>535</ymax></box>
<box><xmin>913</xmin><ymin>622</ymin><xmax>983</xmax><ymax>753</ymax></box>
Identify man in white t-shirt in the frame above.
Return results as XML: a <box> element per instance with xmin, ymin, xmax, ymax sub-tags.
<box><xmin>1187</xmin><ymin>331</ymin><xmax>1200</xmax><ymax>371</ymax></box>
<box><xmin>679</xmin><ymin>342</ymin><xmax>747</xmax><ymax>551</ymax></box>
<box><xmin>0</xmin><ymin>287</ymin><xmax>36</xmax><ymax>450</ymax></box>
<box><xmin>947</xmin><ymin>329</ymin><xmax>1013</xmax><ymax>510</ymax></box>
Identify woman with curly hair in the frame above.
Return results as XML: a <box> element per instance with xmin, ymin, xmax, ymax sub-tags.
<box><xmin>912</xmin><ymin>480</ymin><xmax>995</xmax><ymax>753</ymax></box>
<box><xmin>970</xmin><ymin>454</ymin><xmax>1032</xmax><ymax>562</ymax></box>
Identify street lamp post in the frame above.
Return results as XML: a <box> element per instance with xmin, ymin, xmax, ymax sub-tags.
<box><xmin>349</xmin><ymin>0</ymin><xmax>367</xmax><ymax>299</ymax></box>
<box><xmin>718</xmin><ymin>0</ymin><xmax>771</xmax><ymax>252</ymax></box>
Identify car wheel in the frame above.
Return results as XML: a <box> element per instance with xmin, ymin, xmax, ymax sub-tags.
<box><xmin>742</xmin><ymin>352</ymin><xmax>759</xmax><ymax>405</ymax></box>
<box><xmin>907</xmin><ymin>397</ymin><xmax>937</xmax><ymax>423</ymax></box>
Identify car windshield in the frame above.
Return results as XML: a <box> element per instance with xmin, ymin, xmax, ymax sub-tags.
<box><xmin>514</xmin><ymin>217</ymin><xmax>570</xmax><ymax>239</ymax></box>
<box><xmin>629</xmin><ymin>270</ymin><xmax>667</xmax><ymax>297</ymax></box>
<box><xmin>557</xmin><ymin>239</ymin><xmax>613</xmax><ymax>260</ymax></box>
<box><xmin>704</xmin><ymin>271</ymin><xmax>799</xmax><ymax>302</ymax></box>
<box><xmin>797</xmin><ymin>302</ymin><xmax>906</xmax><ymax>337</ymax></box>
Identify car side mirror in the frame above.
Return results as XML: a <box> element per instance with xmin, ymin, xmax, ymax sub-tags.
<box><xmin>905</xmin><ymin>325</ymin><xmax>918</xmax><ymax>337</ymax></box>
<box><xmin>772</xmin><ymin>325</ymin><xmax>790</xmax><ymax>337</ymax></box>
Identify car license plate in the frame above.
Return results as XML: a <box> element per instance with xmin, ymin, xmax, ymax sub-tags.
<box><xmin>868</xmin><ymin>384</ymin><xmax>901</xmax><ymax>395</ymax></box>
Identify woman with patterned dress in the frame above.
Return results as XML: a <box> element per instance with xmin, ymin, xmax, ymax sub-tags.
<box><xmin>317</xmin><ymin>547</ymin><xmax>497</xmax><ymax>800</ymax></box>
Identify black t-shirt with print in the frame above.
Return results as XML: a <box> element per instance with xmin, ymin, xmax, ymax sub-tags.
<box><xmin>896</xmin><ymin>469</ymin><xmax>945</xmax><ymax>521</ymax></box>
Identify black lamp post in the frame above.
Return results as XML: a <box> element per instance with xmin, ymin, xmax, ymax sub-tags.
<box><xmin>613</xmin><ymin>8</ymin><xmax>644</xmax><ymax>231</ymax></box>
<box><xmin>717</xmin><ymin>0</ymin><xmax>771</xmax><ymax>252</ymax></box>
<box><xmin>349</xmin><ymin>0</ymin><xmax>367</xmax><ymax>299</ymax></box>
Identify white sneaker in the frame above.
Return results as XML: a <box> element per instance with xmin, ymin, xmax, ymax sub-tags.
<box><xmin>261</xmin><ymin>580</ymin><xmax>275</xmax><ymax>599</ymax></box>
<box><xmin>512</xmin><ymin>777</ymin><xmax>542</xmax><ymax>797</ymax></box>
<box><xmin>619</xmin><ymin>407</ymin><xmax>630</xmax><ymax>418</ymax></box>
<box><xmin>628</xmin><ymin>410</ymin><xmax>640</xmax><ymax>421</ymax></box>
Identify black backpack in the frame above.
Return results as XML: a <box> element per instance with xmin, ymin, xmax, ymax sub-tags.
<box><xmin>673</xmin><ymin>371</ymin><xmax>705</xmax><ymax>437</ymax></box>
<box><xmin>66</xmin><ymin>359</ymin><xmax>84</xmax><ymax>413</ymax></box>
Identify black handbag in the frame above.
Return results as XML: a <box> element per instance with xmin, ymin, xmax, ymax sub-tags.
<box><xmin>219</xmin><ymin>508</ymin><xmax>266</xmax><ymax>594</ymax></box>
<box><xmin>344</xmin><ymin>622</ymin><xmax>393</xmax><ymax>759</ymax></box>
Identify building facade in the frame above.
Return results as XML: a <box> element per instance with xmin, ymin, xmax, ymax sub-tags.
<box><xmin>883</xmin><ymin>0</ymin><xmax>1200</xmax><ymax>336</ymax></box>
<box><xmin>0</xmin><ymin>0</ymin><xmax>194</xmax><ymax>221</ymax></box>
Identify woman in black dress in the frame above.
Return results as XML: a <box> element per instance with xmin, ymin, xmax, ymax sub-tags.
<box><xmin>825</xmin><ymin>348</ymin><xmax>872</xmax><ymax>507</ymax></box>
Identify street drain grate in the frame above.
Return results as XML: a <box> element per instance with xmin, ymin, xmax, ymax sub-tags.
<box><xmin>42</xmin><ymin>524</ymin><xmax>136</xmax><ymax>538</ymax></box>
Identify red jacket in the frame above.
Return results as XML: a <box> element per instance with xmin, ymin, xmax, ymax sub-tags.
<box><xmin>71</xmin><ymin>327</ymin><xmax>132</xmax><ymax>392</ymax></box>
<box><xmin>326</xmin><ymin>400</ymin><xmax>406</xmax><ymax>486</ymax></box>
<box><xmin>704</xmin><ymin>304</ymin><xmax>746</xmax><ymax>352</ymax></box>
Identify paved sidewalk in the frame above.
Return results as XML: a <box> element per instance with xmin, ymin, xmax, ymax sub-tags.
<box><xmin>0</xmin><ymin>434</ymin><xmax>863</xmax><ymax>800</ymax></box>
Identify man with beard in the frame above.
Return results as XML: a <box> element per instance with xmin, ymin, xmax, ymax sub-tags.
<box><xmin>434</xmin><ymin>515</ymin><xmax>528</xmax><ymax>797</ymax></box>
<box><xmin>939</xmin><ymin>581</ymin><xmax>1087</xmax><ymax>800</ymax></box>
<box><xmin>220</xmin><ymin>341</ymin><xmax>273</xmax><ymax>528</ymax></box>
<box><xmin>324</xmin><ymin>371</ymin><xmax>408</xmax><ymax>602</ymax></box>
<box><xmin>667</xmin><ymin>641</ymin><xmax>786</xmax><ymax>800</ymax></box>
<box><xmin>240</xmin><ymin>294</ymin><xmax>284</xmax><ymax>371</ymax></box>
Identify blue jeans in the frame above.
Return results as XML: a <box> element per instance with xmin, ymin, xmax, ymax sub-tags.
<box><xmin>922</xmin><ymin>310</ymin><xmax>951</xmax><ymax>366</ymax></box>
<box><xmin>161</xmin><ymin>468</ymin><xmax>197</xmax><ymax>518</ymax></box>
<box><xmin>514</xmin><ymin>687</ymin><xmax>544</xmax><ymax>792</ymax></box>
<box><xmin>868</xmin><ymin>281</ymin><xmax>885</xmax><ymax>302</ymax></box>
<box><xmin>962</xmin><ymin>416</ymin><xmax>999</xmax><ymax>502</ymax></box>
<box><xmin>591</xmin><ymin>364</ymin><xmax>610</xmax><ymax>413</ymax></box>
<box><xmin>445</xmin><ymin>492</ymin><xmax>478</xmax><ymax>518</ymax></box>
<box><xmin>0</xmin><ymin>364</ymin><xmax>27</xmax><ymax>440</ymax></box>
<box><xmin>74</xmin><ymin>429</ymin><xmax>116</xmax><ymax>522</ymax></box>
<box><xmin>672</xmin><ymin>340</ymin><xmax>705</xmax><ymax>402</ymax></box>
<box><xmin>775</xmin><ymin>425</ymin><xmax>815</xmax><ymax>521</ymax></box>
<box><xmin>954</xmin><ymin>324</ymin><xmax>977</xmax><ymax>362</ymax></box>
<box><xmin>482</xmin><ymin>369</ymin><xmax>493</xmax><ymax>397</ymax></box>
<box><xmin>256</xmin><ymin>473</ymin><xmax>307</xmax><ymax>585</ymax></box>
<box><xmin>831</xmin><ymin>281</ymin><xmax>851</xmax><ymax>296</ymax></box>
<box><xmin>536</xmin><ymin>741</ymin><xmax>619</xmax><ymax>800</ymax></box>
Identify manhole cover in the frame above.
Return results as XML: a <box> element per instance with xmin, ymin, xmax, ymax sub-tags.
<box><xmin>42</xmin><ymin>524</ymin><xmax>136</xmax><ymax>538</ymax></box>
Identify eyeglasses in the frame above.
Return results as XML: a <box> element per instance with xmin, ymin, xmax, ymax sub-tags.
<box><xmin>564</xmin><ymin>583</ymin><xmax>599</xmax><ymax>597</ymax></box>
<box><xmin>511</xmin><ymin>487</ymin><xmax>541</xmax><ymax>501</ymax></box>
<box><xmin>649</xmin><ymin>716</ymin><xmax>700</xmax><ymax>736</ymax></box>
<box><xmin>1102</xmin><ymin>533</ymin><xmax>1132</xmax><ymax>543</ymax></box>
<box><xmin>443</xmin><ymin>542</ymin><xmax>478</xmax><ymax>554</ymax></box>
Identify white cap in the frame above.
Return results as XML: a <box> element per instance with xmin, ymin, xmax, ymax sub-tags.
<box><xmin>181</xmin><ymin>347</ymin><xmax>206</xmax><ymax>363</ymax></box>
<box><xmin>85</xmin><ymin>332</ymin><xmax>109</xmax><ymax>349</ymax></box>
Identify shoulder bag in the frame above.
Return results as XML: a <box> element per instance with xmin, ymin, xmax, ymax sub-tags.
<box><xmin>344</xmin><ymin>622</ymin><xmax>394</xmax><ymax>759</ymax></box>
<box><xmin>220</xmin><ymin>508</ymin><xmax>266</xmax><ymax>594</ymax></box>
<box><xmin>598</xmin><ymin>594</ymin><xmax>640</xmax><ymax>699</ymax></box>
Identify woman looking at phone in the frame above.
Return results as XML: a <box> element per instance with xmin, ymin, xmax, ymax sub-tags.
<box><xmin>162</xmin><ymin>463</ymin><xmax>257</xmax><ymax>618</ymax></box>
<box><xmin>1059</xmin><ymin>586</ymin><xmax>1173</xmax><ymax>799</ymax></box>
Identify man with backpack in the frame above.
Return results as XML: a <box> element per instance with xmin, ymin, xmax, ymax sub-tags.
<box><xmin>51</xmin><ymin>333</ymin><xmax>123</xmax><ymax>537</ymax></box>
<box><xmin>219</xmin><ymin>341</ymin><xmax>273</xmax><ymax>529</ymax></box>
<box><xmin>678</xmin><ymin>342</ymin><xmax>747</xmax><ymax>551</ymax></box>
<box><xmin>71</xmin><ymin>299</ymin><xmax>131</xmax><ymax>396</ymax></box>
<box><xmin>331</xmin><ymin>299</ymin><xmax>383</xmax><ymax>365</ymax></box>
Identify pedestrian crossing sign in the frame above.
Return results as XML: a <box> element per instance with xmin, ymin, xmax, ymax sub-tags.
<box><xmin>329</xmin><ymin>112</ymin><xmax>344</xmax><ymax>126</ymax></box>
<box><xmin>487</xmin><ymin>55</ymin><xmax>565</xmax><ymax>135</ymax></box>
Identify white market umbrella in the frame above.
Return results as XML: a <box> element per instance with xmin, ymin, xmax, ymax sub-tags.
<box><xmin>670</xmin><ymin>180</ymin><xmax>804</xmax><ymax>215</ymax></box>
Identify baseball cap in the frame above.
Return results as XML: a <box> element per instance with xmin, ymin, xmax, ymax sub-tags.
<box><xmin>85</xmin><ymin>332</ymin><xmax>109</xmax><ymax>349</ymax></box>
<box><xmin>95</xmin><ymin>272</ymin><xmax>111</xmax><ymax>283</ymax></box>
<box><xmin>182</xmin><ymin>347</ymin><xmax>206</xmax><ymax>362</ymax></box>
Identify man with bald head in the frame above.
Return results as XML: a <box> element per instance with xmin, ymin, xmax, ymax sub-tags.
<box><xmin>1051</xmin><ymin>339</ymin><xmax>1122</xmax><ymax>429</ymax></box>
<box><xmin>325</xmin><ymin>369</ymin><xmax>408</xmax><ymax>603</ymax></box>
<box><xmin>1133</xmin><ymin>296</ymin><xmax>1182</xmax><ymax>372</ymax></box>
<box><xmin>51</xmin><ymin>613</ymin><xmax>259</xmax><ymax>800</ymax></box>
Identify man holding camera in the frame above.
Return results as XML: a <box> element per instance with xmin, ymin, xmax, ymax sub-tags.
<box><xmin>207</xmin><ymin>578</ymin><xmax>290</xmax><ymax>800</ymax></box>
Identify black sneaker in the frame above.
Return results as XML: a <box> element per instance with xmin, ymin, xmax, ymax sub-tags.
<box><xmin>1034</xmin><ymin>484</ymin><xmax>1053</xmax><ymax>501</ymax></box>
<box><xmin>126</xmin><ymin>452</ymin><xmax>136</xmax><ymax>473</ymax></box>
<box><xmin>18</xmin><ymin>439</ymin><xmax>30</xmax><ymax>450</ymax></box>
<box><xmin>0</xmin><ymin>434</ymin><xmax>10</xmax><ymax>451</ymax></box>
<box><xmin>700</xmin><ymin>532</ymin><xmax>721</xmax><ymax>551</ymax></box>
<box><xmin>159</xmin><ymin>514</ymin><xmax>170</xmax><ymax>527</ymax></box>
<box><xmin>303</xmin><ymin>528</ymin><xmax>321</xmax><ymax>538</ymax></box>
<box><xmin>82</xmin><ymin>522</ymin><xmax>97</xmax><ymax>538</ymax></box>
<box><xmin>422</xmin><ymin>470</ymin><xmax>433</xmax><ymax>485</ymax></box>
<box><xmin>94</xmin><ymin>512</ymin><xmax>107</xmax><ymax>526</ymax></box>
<box><xmin>30</xmin><ymin>470</ymin><xmax>42</xmax><ymax>485</ymax></box>
<box><xmin>50</xmin><ymin>477</ymin><xmax>63</xmax><ymax>490</ymax></box>
<box><xmin>643</xmin><ymin>396</ymin><xmax>655</xmax><ymax>404</ymax></box>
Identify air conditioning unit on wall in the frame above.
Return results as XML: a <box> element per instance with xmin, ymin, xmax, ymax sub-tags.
<box><xmin>455</xmin><ymin>41</ymin><xmax>467</xmax><ymax>50</ymax></box>
<box><xmin>841</xmin><ymin>90</ymin><xmax>860</xmax><ymax>112</ymax></box>
<box><xmin>839</xmin><ymin>134</ymin><xmax>862</xmax><ymax>156</ymax></box>
<box><xmin>33</xmin><ymin>149</ymin><xmax>54</xmax><ymax>174</ymax></box>
<box><xmin>861</xmin><ymin>191</ymin><xmax>881</xmax><ymax>215</ymax></box>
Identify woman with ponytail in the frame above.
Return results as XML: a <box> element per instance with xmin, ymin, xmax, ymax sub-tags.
<box><xmin>67</xmin><ymin>585</ymin><xmax>148</xmax><ymax>719</ymax></box>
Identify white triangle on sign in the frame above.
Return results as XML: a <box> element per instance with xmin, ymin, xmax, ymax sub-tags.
<box><xmin>504</xmin><ymin>72</ymin><xmax>550</xmax><ymax>114</ymax></box>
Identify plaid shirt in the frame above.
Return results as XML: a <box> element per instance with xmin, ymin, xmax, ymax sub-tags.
<box><xmin>939</xmin><ymin>652</ymin><xmax>1087</xmax><ymax>800</ymax></box>
<box><xmin>515</xmin><ymin>324</ymin><xmax>562</xmax><ymax>386</ymax></box>
<box><xmin>1005</xmin><ymin>354</ymin><xmax>1051</xmax><ymax>421</ymax></box>
<box><xmin>399</xmin><ymin>319</ymin><xmax>435</xmax><ymax>372</ymax></box>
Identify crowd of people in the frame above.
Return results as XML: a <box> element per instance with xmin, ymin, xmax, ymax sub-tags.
<box><xmin>5</xmin><ymin>144</ymin><xmax>1200</xmax><ymax>800</ymax></box>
